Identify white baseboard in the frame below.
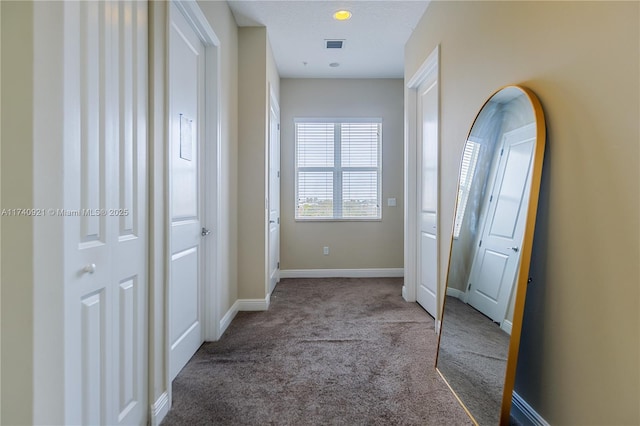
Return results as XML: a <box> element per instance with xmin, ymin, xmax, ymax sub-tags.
<box><xmin>236</xmin><ymin>296</ymin><xmax>270</xmax><ymax>311</ymax></box>
<box><xmin>219</xmin><ymin>301</ymin><xmax>239</xmax><ymax>336</ymax></box>
<box><xmin>446</xmin><ymin>287</ymin><xmax>466</xmax><ymax>299</ymax></box>
<box><xmin>511</xmin><ymin>391</ymin><xmax>549</xmax><ymax>426</ymax></box>
<box><xmin>501</xmin><ymin>319</ymin><xmax>513</xmax><ymax>335</ymax></box>
<box><xmin>218</xmin><ymin>295</ymin><xmax>270</xmax><ymax>338</ymax></box>
<box><xmin>280</xmin><ymin>268</ymin><xmax>404</xmax><ymax>279</ymax></box>
<box><xmin>150</xmin><ymin>391</ymin><xmax>169</xmax><ymax>426</ymax></box>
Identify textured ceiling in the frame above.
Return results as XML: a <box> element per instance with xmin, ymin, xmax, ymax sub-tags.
<box><xmin>227</xmin><ymin>0</ymin><xmax>431</xmax><ymax>78</ymax></box>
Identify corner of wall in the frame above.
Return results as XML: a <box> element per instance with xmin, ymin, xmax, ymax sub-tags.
<box><xmin>148</xmin><ymin>0</ymin><xmax>169</xmax><ymax>414</ymax></box>
<box><xmin>237</xmin><ymin>26</ymin><xmax>268</xmax><ymax>300</ymax></box>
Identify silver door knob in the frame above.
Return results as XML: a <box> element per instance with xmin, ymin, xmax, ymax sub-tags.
<box><xmin>201</xmin><ymin>227</ymin><xmax>211</xmax><ymax>237</ymax></box>
<box><xmin>83</xmin><ymin>263</ymin><xmax>96</xmax><ymax>274</ymax></box>
<box><xmin>509</xmin><ymin>247</ymin><xmax>519</xmax><ymax>252</ymax></box>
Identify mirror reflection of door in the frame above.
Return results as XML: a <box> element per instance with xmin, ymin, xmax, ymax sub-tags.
<box><xmin>435</xmin><ymin>85</ymin><xmax>546</xmax><ymax>426</ymax></box>
<box><xmin>417</xmin><ymin>77</ymin><xmax>438</xmax><ymax>319</ymax></box>
<box><xmin>467</xmin><ymin>123</ymin><xmax>536</xmax><ymax>325</ymax></box>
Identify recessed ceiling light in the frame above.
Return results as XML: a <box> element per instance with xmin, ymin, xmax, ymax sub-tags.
<box><xmin>333</xmin><ymin>10</ymin><xmax>352</xmax><ymax>21</ymax></box>
<box><xmin>329</xmin><ymin>62</ymin><xmax>340</xmax><ymax>68</ymax></box>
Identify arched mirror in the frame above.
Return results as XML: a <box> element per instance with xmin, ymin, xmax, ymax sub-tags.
<box><xmin>435</xmin><ymin>85</ymin><xmax>546</xmax><ymax>425</ymax></box>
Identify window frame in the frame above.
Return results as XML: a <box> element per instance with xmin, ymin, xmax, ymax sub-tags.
<box><xmin>294</xmin><ymin>117</ymin><xmax>383</xmax><ymax>221</ymax></box>
<box><xmin>453</xmin><ymin>138</ymin><xmax>481</xmax><ymax>239</ymax></box>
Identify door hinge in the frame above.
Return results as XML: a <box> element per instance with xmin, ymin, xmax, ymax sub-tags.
<box><xmin>277</xmin><ymin>124</ymin><xmax>280</xmax><ymax>130</ymax></box>
<box><xmin>479</xmin><ymin>240</ymin><xmax>482</xmax><ymax>247</ymax></box>
<box><xmin>277</xmin><ymin>217</ymin><xmax>280</xmax><ymax>224</ymax></box>
<box><xmin>500</xmin><ymin>148</ymin><xmax>504</xmax><ymax>156</ymax></box>
<box><xmin>277</xmin><ymin>171</ymin><xmax>280</xmax><ymax>178</ymax></box>
<box><xmin>489</xmin><ymin>195</ymin><xmax>493</xmax><ymax>202</ymax></box>
<box><xmin>468</xmin><ymin>283</ymin><xmax>472</xmax><ymax>291</ymax></box>
<box><xmin>277</xmin><ymin>262</ymin><xmax>280</xmax><ymax>269</ymax></box>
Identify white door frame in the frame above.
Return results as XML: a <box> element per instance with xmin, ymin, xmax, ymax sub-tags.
<box><xmin>266</xmin><ymin>84</ymin><xmax>281</xmax><ymax>297</ymax></box>
<box><xmin>404</xmin><ymin>45</ymin><xmax>440</xmax><ymax>322</ymax></box>
<box><xmin>161</xmin><ymin>0</ymin><xmax>222</xmax><ymax>417</ymax></box>
<box><xmin>168</xmin><ymin>0</ymin><xmax>221</xmax><ymax>341</ymax></box>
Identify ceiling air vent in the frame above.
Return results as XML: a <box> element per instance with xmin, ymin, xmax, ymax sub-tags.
<box><xmin>325</xmin><ymin>40</ymin><xmax>345</xmax><ymax>49</ymax></box>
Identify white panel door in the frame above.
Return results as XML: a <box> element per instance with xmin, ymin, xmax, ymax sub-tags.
<box><xmin>268</xmin><ymin>91</ymin><xmax>281</xmax><ymax>295</ymax></box>
<box><xmin>169</xmin><ymin>3</ymin><xmax>206</xmax><ymax>381</ymax></box>
<box><xmin>64</xmin><ymin>1</ymin><xmax>147</xmax><ymax>425</ymax></box>
<box><xmin>416</xmin><ymin>78</ymin><xmax>439</xmax><ymax>319</ymax></box>
<box><xmin>467</xmin><ymin>123</ymin><xmax>536</xmax><ymax>323</ymax></box>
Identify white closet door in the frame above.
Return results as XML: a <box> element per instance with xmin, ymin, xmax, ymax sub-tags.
<box><xmin>64</xmin><ymin>1</ymin><xmax>148</xmax><ymax>425</ymax></box>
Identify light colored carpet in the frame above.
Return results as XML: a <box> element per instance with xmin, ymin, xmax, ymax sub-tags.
<box><xmin>162</xmin><ymin>277</ymin><xmax>472</xmax><ymax>425</ymax></box>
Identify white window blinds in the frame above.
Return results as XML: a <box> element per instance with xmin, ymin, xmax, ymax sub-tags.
<box><xmin>295</xmin><ymin>120</ymin><xmax>382</xmax><ymax>220</ymax></box>
<box><xmin>454</xmin><ymin>140</ymin><xmax>481</xmax><ymax>238</ymax></box>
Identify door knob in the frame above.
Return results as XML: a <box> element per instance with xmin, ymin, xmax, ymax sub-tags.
<box><xmin>201</xmin><ymin>227</ymin><xmax>211</xmax><ymax>237</ymax></box>
<box><xmin>83</xmin><ymin>263</ymin><xmax>96</xmax><ymax>274</ymax></box>
<box><xmin>509</xmin><ymin>247</ymin><xmax>519</xmax><ymax>252</ymax></box>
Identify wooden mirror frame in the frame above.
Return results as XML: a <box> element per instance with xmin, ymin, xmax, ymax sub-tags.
<box><xmin>435</xmin><ymin>85</ymin><xmax>546</xmax><ymax>425</ymax></box>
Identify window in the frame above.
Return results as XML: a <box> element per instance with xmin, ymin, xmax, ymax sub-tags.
<box><xmin>453</xmin><ymin>140</ymin><xmax>481</xmax><ymax>238</ymax></box>
<box><xmin>295</xmin><ymin>119</ymin><xmax>382</xmax><ymax>220</ymax></box>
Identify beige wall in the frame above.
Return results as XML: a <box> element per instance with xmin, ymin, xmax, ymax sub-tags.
<box><xmin>280</xmin><ymin>79</ymin><xmax>404</xmax><ymax>270</ymax></box>
<box><xmin>406</xmin><ymin>1</ymin><xmax>639</xmax><ymax>424</ymax></box>
<box><xmin>237</xmin><ymin>27</ymin><xmax>280</xmax><ymax>299</ymax></box>
<box><xmin>198</xmin><ymin>0</ymin><xmax>239</xmax><ymax>315</ymax></box>
<box><xmin>0</xmin><ymin>2</ymin><xmax>35</xmax><ymax>423</ymax></box>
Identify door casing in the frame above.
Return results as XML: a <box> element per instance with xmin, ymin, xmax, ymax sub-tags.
<box><xmin>267</xmin><ymin>85</ymin><xmax>281</xmax><ymax>296</ymax></box>
<box><xmin>404</xmin><ymin>45</ymin><xmax>441</xmax><ymax>329</ymax></box>
<box><xmin>151</xmin><ymin>1</ymin><xmax>222</xmax><ymax>421</ymax></box>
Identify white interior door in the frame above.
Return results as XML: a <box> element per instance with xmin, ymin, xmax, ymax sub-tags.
<box><xmin>268</xmin><ymin>90</ymin><xmax>281</xmax><ymax>294</ymax></box>
<box><xmin>416</xmin><ymin>78</ymin><xmax>439</xmax><ymax>319</ymax></box>
<box><xmin>169</xmin><ymin>3</ymin><xmax>206</xmax><ymax>381</ymax></box>
<box><xmin>65</xmin><ymin>1</ymin><xmax>147</xmax><ymax>424</ymax></box>
<box><xmin>467</xmin><ymin>123</ymin><xmax>536</xmax><ymax>323</ymax></box>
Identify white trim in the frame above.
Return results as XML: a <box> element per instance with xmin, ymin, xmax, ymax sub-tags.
<box><xmin>173</xmin><ymin>0</ymin><xmax>223</xmax><ymax>343</ymax></box>
<box><xmin>406</xmin><ymin>47</ymin><xmax>439</xmax><ymax>89</ymax></box>
<box><xmin>218</xmin><ymin>295</ymin><xmax>271</xmax><ymax>336</ymax></box>
<box><xmin>267</xmin><ymin>85</ymin><xmax>280</xmax><ymax>300</ymax></box>
<box><xmin>402</xmin><ymin>285</ymin><xmax>409</xmax><ymax>301</ymax></box>
<box><xmin>511</xmin><ymin>392</ymin><xmax>550</xmax><ymax>426</ymax></box>
<box><xmin>237</xmin><ymin>297</ymin><xmax>270</xmax><ymax>311</ymax></box>
<box><xmin>219</xmin><ymin>301</ymin><xmax>239</xmax><ymax>336</ymax></box>
<box><xmin>501</xmin><ymin>319</ymin><xmax>513</xmax><ymax>335</ymax></box>
<box><xmin>446</xmin><ymin>287</ymin><xmax>466</xmax><ymax>299</ymax></box>
<box><xmin>294</xmin><ymin>116</ymin><xmax>382</xmax><ymax>123</ymax></box>
<box><xmin>150</xmin><ymin>392</ymin><xmax>170</xmax><ymax>426</ymax></box>
<box><xmin>280</xmin><ymin>268</ymin><xmax>404</xmax><ymax>279</ymax></box>
<box><xmin>404</xmin><ymin>45</ymin><xmax>440</xmax><ymax>304</ymax></box>
<box><xmin>173</xmin><ymin>0</ymin><xmax>220</xmax><ymax>46</ymax></box>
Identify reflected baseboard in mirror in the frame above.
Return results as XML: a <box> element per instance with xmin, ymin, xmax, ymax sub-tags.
<box><xmin>435</xmin><ymin>85</ymin><xmax>546</xmax><ymax>426</ymax></box>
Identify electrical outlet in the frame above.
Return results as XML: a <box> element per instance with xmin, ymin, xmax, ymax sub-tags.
<box><xmin>323</xmin><ymin>246</ymin><xmax>329</xmax><ymax>255</ymax></box>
